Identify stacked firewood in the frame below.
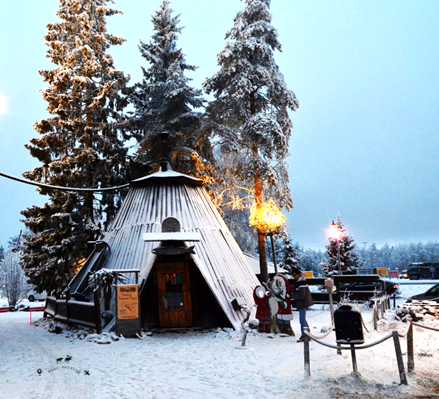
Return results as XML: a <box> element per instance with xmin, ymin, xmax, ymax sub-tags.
<box><xmin>396</xmin><ymin>301</ymin><xmax>439</xmax><ymax>322</ymax></box>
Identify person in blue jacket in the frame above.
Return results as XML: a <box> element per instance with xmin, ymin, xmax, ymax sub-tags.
<box><xmin>291</xmin><ymin>267</ymin><xmax>314</xmax><ymax>342</ymax></box>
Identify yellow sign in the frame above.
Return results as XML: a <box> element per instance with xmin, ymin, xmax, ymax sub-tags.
<box><xmin>376</xmin><ymin>267</ymin><xmax>387</xmax><ymax>275</ymax></box>
<box><xmin>303</xmin><ymin>271</ymin><xmax>314</xmax><ymax>278</ymax></box>
<box><xmin>117</xmin><ymin>285</ymin><xmax>139</xmax><ymax>320</ymax></box>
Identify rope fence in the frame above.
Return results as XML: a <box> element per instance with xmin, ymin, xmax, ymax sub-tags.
<box><xmin>412</xmin><ymin>321</ymin><xmax>439</xmax><ymax>332</ymax></box>
<box><xmin>303</xmin><ymin>312</ymin><xmax>439</xmax><ymax>382</ymax></box>
<box><xmin>303</xmin><ymin>327</ymin><xmax>407</xmax><ymax>384</ymax></box>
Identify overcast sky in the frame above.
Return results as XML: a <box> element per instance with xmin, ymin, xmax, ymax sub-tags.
<box><xmin>0</xmin><ymin>0</ymin><xmax>438</xmax><ymax>251</ymax></box>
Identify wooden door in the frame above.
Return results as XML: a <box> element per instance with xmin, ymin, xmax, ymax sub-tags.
<box><xmin>156</xmin><ymin>261</ymin><xmax>193</xmax><ymax>328</ymax></box>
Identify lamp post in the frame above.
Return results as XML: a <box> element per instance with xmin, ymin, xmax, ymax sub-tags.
<box><xmin>249</xmin><ymin>199</ymin><xmax>285</xmax><ymax>278</ymax></box>
<box><xmin>329</xmin><ymin>221</ymin><xmax>342</xmax><ymax>275</ymax></box>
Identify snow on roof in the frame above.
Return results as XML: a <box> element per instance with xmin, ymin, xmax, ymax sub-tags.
<box><xmin>131</xmin><ymin>168</ymin><xmax>203</xmax><ymax>187</ymax></box>
<box><xmin>243</xmin><ymin>252</ymin><xmax>287</xmax><ymax>275</ymax></box>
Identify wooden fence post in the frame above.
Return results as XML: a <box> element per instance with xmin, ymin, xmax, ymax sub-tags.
<box><xmin>373</xmin><ymin>302</ymin><xmax>378</xmax><ymax>331</ymax></box>
<box><xmin>407</xmin><ymin>321</ymin><xmax>414</xmax><ymax>373</ymax></box>
<box><xmin>350</xmin><ymin>344</ymin><xmax>359</xmax><ymax>376</ymax></box>
<box><xmin>392</xmin><ymin>331</ymin><xmax>408</xmax><ymax>385</ymax></box>
<box><xmin>94</xmin><ymin>288</ymin><xmax>102</xmax><ymax>334</ymax></box>
<box><xmin>304</xmin><ymin>328</ymin><xmax>311</xmax><ymax>378</ymax></box>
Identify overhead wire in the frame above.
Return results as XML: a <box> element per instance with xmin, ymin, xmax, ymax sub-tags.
<box><xmin>0</xmin><ymin>171</ymin><xmax>129</xmax><ymax>192</ymax></box>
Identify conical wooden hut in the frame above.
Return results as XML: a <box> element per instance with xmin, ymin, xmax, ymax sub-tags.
<box><xmin>64</xmin><ymin>163</ymin><xmax>260</xmax><ymax>330</ymax></box>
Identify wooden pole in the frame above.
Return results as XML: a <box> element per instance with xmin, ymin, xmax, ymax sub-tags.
<box><xmin>373</xmin><ymin>302</ymin><xmax>378</xmax><ymax>331</ymax></box>
<box><xmin>94</xmin><ymin>273</ymin><xmax>102</xmax><ymax>334</ymax></box>
<box><xmin>304</xmin><ymin>328</ymin><xmax>311</xmax><ymax>378</ymax></box>
<box><xmin>93</xmin><ymin>287</ymin><xmax>102</xmax><ymax>334</ymax></box>
<box><xmin>350</xmin><ymin>344</ymin><xmax>360</xmax><ymax>376</ymax></box>
<box><xmin>407</xmin><ymin>321</ymin><xmax>414</xmax><ymax>373</ymax></box>
<box><xmin>392</xmin><ymin>331</ymin><xmax>408</xmax><ymax>385</ymax></box>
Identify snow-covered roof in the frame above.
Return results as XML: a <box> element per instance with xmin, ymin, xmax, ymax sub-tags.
<box><xmin>99</xmin><ymin>172</ymin><xmax>260</xmax><ymax>330</ymax></box>
<box><xmin>243</xmin><ymin>253</ymin><xmax>287</xmax><ymax>275</ymax></box>
<box><xmin>131</xmin><ymin>168</ymin><xmax>203</xmax><ymax>187</ymax></box>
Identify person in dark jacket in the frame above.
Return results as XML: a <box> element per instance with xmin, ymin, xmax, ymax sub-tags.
<box><xmin>292</xmin><ymin>267</ymin><xmax>314</xmax><ymax>342</ymax></box>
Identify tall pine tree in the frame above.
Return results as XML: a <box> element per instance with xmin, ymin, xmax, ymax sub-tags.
<box><xmin>203</xmin><ymin>0</ymin><xmax>299</xmax><ymax>281</ymax></box>
<box><xmin>130</xmin><ymin>0</ymin><xmax>213</xmax><ymax>180</ymax></box>
<box><xmin>321</xmin><ymin>216</ymin><xmax>362</xmax><ymax>275</ymax></box>
<box><xmin>21</xmin><ymin>0</ymin><xmax>130</xmax><ymax>293</ymax></box>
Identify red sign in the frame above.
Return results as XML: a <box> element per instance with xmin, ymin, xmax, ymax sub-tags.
<box><xmin>389</xmin><ymin>271</ymin><xmax>399</xmax><ymax>278</ymax></box>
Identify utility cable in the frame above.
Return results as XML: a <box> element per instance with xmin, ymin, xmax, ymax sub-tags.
<box><xmin>0</xmin><ymin>171</ymin><xmax>129</xmax><ymax>192</ymax></box>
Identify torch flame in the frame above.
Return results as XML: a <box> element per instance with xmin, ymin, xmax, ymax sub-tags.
<box><xmin>249</xmin><ymin>199</ymin><xmax>285</xmax><ymax>234</ymax></box>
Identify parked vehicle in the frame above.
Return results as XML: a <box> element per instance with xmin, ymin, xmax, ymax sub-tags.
<box><xmin>406</xmin><ymin>283</ymin><xmax>439</xmax><ymax>303</ymax></box>
<box><xmin>26</xmin><ymin>289</ymin><xmax>47</xmax><ymax>302</ymax></box>
<box><xmin>399</xmin><ymin>270</ymin><xmax>409</xmax><ymax>279</ymax></box>
<box><xmin>340</xmin><ymin>280</ymin><xmax>400</xmax><ymax>296</ymax></box>
<box><xmin>405</xmin><ymin>263</ymin><xmax>439</xmax><ymax>280</ymax></box>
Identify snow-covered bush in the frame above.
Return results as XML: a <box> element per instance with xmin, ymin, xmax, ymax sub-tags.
<box><xmin>0</xmin><ymin>250</ymin><xmax>29</xmax><ymax>307</ymax></box>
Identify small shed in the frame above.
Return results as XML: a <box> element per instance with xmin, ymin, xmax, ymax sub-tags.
<box><xmin>66</xmin><ymin>164</ymin><xmax>261</xmax><ymax>330</ymax></box>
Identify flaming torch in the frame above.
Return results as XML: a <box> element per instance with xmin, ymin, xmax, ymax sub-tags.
<box><xmin>249</xmin><ymin>199</ymin><xmax>285</xmax><ymax>275</ymax></box>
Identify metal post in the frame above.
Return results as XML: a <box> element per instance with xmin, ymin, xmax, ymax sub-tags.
<box><xmin>392</xmin><ymin>331</ymin><xmax>408</xmax><ymax>385</ymax></box>
<box><xmin>407</xmin><ymin>321</ymin><xmax>414</xmax><ymax>373</ymax></box>
<box><xmin>337</xmin><ymin>238</ymin><xmax>341</xmax><ymax>275</ymax></box>
<box><xmin>270</xmin><ymin>234</ymin><xmax>278</xmax><ymax>275</ymax></box>
<box><xmin>304</xmin><ymin>328</ymin><xmax>311</xmax><ymax>378</ymax></box>
<box><xmin>350</xmin><ymin>344</ymin><xmax>360</xmax><ymax>376</ymax></box>
<box><xmin>393</xmin><ymin>293</ymin><xmax>396</xmax><ymax>310</ymax></box>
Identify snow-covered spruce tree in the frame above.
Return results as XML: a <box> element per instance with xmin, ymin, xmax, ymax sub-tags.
<box><xmin>203</xmin><ymin>0</ymin><xmax>299</xmax><ymax>281</ymax></box>
<box><xmin>21</xmin><ymin>0</ymin><xmax>130</xmax><ymax>293</ymax></box>
<box><xmin>130</xmin><ymin>0</ymin><xmax>213</xmax><ymax>180</ymax></box>
<box><xmin>321</xmin><ymin>217</ymin><xmax>363</xmax><ymax>275</ymax></box>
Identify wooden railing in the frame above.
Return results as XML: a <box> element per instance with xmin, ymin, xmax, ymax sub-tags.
<box><xmin>45</xmin><ymin>295</ymin><xmax>101</xmax><ymax>333</ymax></box>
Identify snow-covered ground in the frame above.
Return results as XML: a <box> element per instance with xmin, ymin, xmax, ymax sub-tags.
<box><xmin>0</xmin><ymin>284</ymin><xmax>438</xmax><ymax>399</ymax></box>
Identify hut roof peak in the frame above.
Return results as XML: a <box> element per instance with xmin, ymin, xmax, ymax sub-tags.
<box><xmin>131</xmin><ymin>165</ymin><xmax>203</xmax><ymax>187</ymax></box>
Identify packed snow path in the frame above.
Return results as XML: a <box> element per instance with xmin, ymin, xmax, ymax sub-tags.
<box><xmin>0</xmin><ymin>299</ymin><xmax>438</xmax><ymax>398</ymax></box>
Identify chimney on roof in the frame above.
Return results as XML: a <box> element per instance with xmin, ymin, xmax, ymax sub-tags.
<box><xmin>160</xmin><ymin>158</ymin><xmax>168</xmax><ymax>172</ymax></box>
<box><xmin>159</xmin><ymin>131</ymin><xmax>170</xmax><ymax>171</ymax></box>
